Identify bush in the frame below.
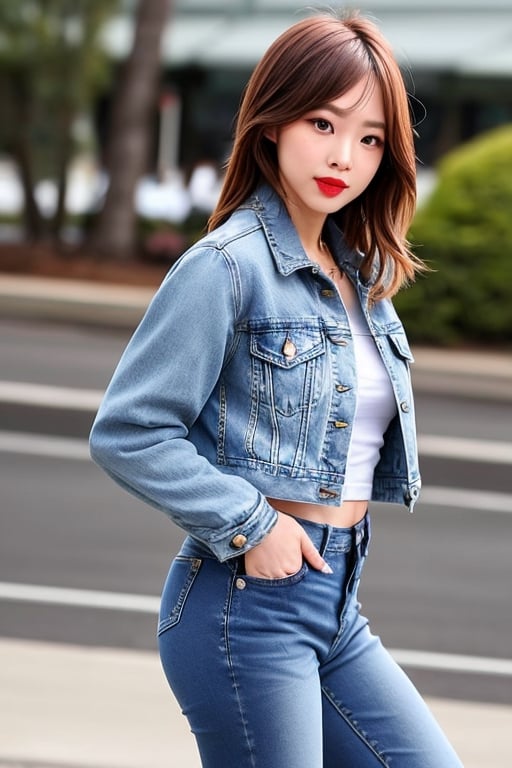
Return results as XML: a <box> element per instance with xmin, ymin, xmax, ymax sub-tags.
<box><xmin>395</xmin><ymin>124</ymin><xmax>512</xmax><ymax>346</ymax></box>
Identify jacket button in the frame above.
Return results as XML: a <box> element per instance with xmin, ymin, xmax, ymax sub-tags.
<box><xmin>282</xmin><ymin>338</ymin><xmax>297</xmax><ymax>359</ymax></box>
<box><xmin>319</xmin><ymin>487</ymin><xmax>339</xmax><ymax>499</ymax></box>
<box><xmin>231</xmin><ymin>533</ymin><xmax>247</xmax><ymax>549</ymax></box>
<box><xmin>321</xmin><ymin>289</ymin><xmax>335</xmax><ymax>298</ymax></box>
<box><xmin>336</xmin><ymin>384</ymin><xmax>350</xmax><ymax>393</ymax></box>
<box><xmin>235</xmin><ymin>578</ymin><xmax>247</xmax><ymax>590</ymax></box>
<box><xmin>400</xmin><ymin>401</ymin><xmax>410</xmax><ymax>413</ymax></box>
<box><xmin>334</xmin><ymin>420</ymin><xmax>348</xmax><ymax>428</ymax></box>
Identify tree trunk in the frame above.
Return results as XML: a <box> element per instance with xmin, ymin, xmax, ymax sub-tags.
<box><xmin>88</xmin><ymin>0</ymin><xmax>172</xmax><ymax>259</ymax></box>
<box><xmin>14</xmin><ymin>132</ymin><xmax>45</xmax><ymax>240</ymax></box>
<box><xmin>51</xmin><ymin>109</ymin><xmax>74</xmax><ymax>240</ymax></box>
<box><xmin>10</xmin><ymin>71</ymin><xmax>45</xmax><ymax>240</ymax></box>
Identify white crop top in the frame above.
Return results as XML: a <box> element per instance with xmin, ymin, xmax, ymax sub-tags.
<box><xmin>342</xmin><ymin>299</ymin><xmax>397</xmax><ymax>501</ymax></box>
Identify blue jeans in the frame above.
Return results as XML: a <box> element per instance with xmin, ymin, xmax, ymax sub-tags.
<box><xmin>158</xmin><ymin>514</ymin><xmax>462</xmax><ymax>767</ymax></box>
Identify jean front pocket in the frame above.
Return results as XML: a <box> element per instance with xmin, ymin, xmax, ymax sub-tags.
<box><xmin>240</xmin><ymin>561</ymin><xmax>309</xmax><ymax>588</ymax></box>
<box><xmin>157</xmin><ymin>556</ymin><xmax>202</xmax><ymax>635</ymax></box>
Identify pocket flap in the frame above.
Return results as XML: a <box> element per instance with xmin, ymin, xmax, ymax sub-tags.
<box><xmin>250</xmin><ymin>324</ymin><xmax>325</xmax><ymax>369</ymax></box>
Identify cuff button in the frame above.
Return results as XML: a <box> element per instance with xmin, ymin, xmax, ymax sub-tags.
<box><xmin>231</xmin><ymin>534</ymin><xmax>247</xmax><ymax>549</ymax></box>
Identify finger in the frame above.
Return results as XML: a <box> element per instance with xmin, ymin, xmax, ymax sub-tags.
<box><xmin>300</xmin><ymin>533</ymin><xmax>333</xmax><ymax>574</ymax></box>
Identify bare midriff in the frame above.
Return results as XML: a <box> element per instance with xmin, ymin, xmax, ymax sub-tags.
<box><xmin>266</xmin><ymin>498</ymin><xmax>368</xmax><ymax>529</ymax></box>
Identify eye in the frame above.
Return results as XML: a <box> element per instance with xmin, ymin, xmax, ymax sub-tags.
<box><xmin>310</xmin><ymin>118</ymin><xmax>333</xmax><ymax>133</ymax></box>
<box><xmin>362</xmin><ymin>134</ymin><xmax>384</xmax><ymax>147</ymax></box>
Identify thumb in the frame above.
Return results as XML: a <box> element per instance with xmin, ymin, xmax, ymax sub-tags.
<box><xmin>300</xmin><ymin>533</ymin><xmax>333</xmax><ymax>574</ymax></box>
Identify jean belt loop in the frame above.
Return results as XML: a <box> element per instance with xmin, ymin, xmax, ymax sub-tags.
<box><xmin>318</xmin><ymin>524</ymin><xmax>332</xmax><ymax>557</ymax></box>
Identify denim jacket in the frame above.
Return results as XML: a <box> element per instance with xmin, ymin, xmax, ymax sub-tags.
<box><xmin>90</xmin><ymin>183</ymin><xmax>421</xmax><ymax>562</ymax></box>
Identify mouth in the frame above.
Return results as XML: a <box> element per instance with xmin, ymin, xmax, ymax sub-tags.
<box><xmin>315</xmin><ymin>177</ymin><xmax>349</xmax><ymax>198</ymax></box>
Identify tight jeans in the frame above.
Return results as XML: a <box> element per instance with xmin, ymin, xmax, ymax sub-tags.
<box><xmin>158</xmin><ymin>514</ymin><xmax>463</xmax><ymax>767</ymax></box>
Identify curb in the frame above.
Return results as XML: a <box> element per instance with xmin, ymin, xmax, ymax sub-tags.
<box><xmin>0</xmin><ymin>274</ymin><xmax>155</xmax><ymax>329</ymax></box>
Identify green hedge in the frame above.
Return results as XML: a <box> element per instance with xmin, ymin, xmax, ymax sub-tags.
<box><xmin>395</xmin><ymin>124</ymin><xmax>512</xmax><ymax>346</ymax></box>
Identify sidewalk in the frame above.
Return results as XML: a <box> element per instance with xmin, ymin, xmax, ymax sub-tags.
<box><xmin>1</xmin><ymin>271</ymin><xmax>512</xmax><ymax>401</ymax></box>
<box><xmin>0</xmin><ymin>637</ymin><xmax>510</xmax><ymax>768</ymax></box>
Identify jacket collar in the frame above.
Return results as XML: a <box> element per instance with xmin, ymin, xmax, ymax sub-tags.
<box><xmin>241</xmin><ymin>183</ymin><xmax>365</xmax><ymax>278</ymax></box>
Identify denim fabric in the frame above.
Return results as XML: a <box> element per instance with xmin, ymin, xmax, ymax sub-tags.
<box><xmin>90</xmin><ymin>183</ymin><xmax>421</xmax><ymax>561</ymax></box>
<box><xmin>158</xmin><ymin>515</ymin><xmax>462</xmax><ymax>768</ymax></box>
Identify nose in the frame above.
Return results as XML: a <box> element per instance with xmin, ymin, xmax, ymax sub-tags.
<box><xmin>329</xmin><ymin>140</ymin><xmax>352</xmax><ymax>171</ymax></box>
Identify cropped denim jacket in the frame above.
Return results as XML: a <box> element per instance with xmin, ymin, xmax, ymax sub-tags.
<box><xmin>90</xmin><ymin>183</ymin><xmax>421</xmax><ymax>562</ymax></box>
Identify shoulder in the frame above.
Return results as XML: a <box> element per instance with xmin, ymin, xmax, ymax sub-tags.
<box><xmin>174</xmin><ymin>207</ymin><xmax>273</xmax><ymax>279</ymax></box>
<box><xmin>197</xmin><ymin>207</ymin><xmax>269</xmax><ymax>260</ymax></box>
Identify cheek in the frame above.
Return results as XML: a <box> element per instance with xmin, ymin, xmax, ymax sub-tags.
<box><xmin>365</xmin><ymin>155</ymin><xmax>384</xmax><ymax>183</ymax></box>
<box><xmin>278</xmin><ymin>141</ymin><xmax>308</xmax><ymax>176</ymax></box>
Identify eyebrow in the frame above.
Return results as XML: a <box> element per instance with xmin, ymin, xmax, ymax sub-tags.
<box><xmin>318</xmin><ymin>103</ymin><xmax>386</xmax><ymax>130</ymax></box>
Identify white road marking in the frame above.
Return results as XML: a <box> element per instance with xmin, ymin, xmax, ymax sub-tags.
<box><xmin>0</xmin><ymin>581</ymin><xmax>160</xmax><ymax>614</ymax></box>
<box><xmin>0</xmin><ymin>380</ymin><xmax>103</xmax><ymax>410</ymax></box>
<box><xmin>0</xmin><ymin>430</ymin><xmax>91</xmax><ymax>460</ymax></box>
<box><xmin>390</xmin><ymin>648</ymin><xmax>512</xmax><ymax>678</ymax></box>
<box><xmin>419</xmin><ymin>434</ymin><xmax>512</xmax><ymax>464</ymax></box>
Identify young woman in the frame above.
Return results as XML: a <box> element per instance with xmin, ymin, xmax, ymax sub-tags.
<box><xmin>90</xmin><ymin>12</ymin><xmax>463</xmax><ymax>767</ymax></box>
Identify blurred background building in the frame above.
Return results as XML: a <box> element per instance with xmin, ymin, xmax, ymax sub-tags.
<box><xmin>101</xmin><ymin>0</ymin><xmax>512</xmax><ymax>174</ymax></box>
<box><xmin>1</xmin><ymin>0</ymin><xmax>512</xmax><ymax>233</ymax></box>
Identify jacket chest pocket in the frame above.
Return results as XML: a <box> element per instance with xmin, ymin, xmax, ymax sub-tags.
<box><xmin>249</xmin><ymin>323</ymin><xmax>326</xmax><ymax>416</ymax></box>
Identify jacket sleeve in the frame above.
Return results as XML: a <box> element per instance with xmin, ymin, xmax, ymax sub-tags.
<box><xmin>89</xmin><ymin>245</ymin><xmax>278</xmax><ymax>561</ymax></box>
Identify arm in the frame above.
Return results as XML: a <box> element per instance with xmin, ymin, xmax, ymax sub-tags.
<box><xmin>89</xmin><ymin>246</ymin><xmax>277</xmax><ymax>562</ymax></box>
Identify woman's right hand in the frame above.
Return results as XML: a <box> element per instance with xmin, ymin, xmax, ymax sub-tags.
<box><xmin>243</xmin><ymin>511</ymin><xmax>333</xmax><ymax>578</ymax></box>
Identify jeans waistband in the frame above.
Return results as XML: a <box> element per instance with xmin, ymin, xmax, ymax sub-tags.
<box><xmin>180</xmin><ymin>512</ymin><xmax>370</xmax><ymax>561</ymax></box>
<box><xmin>294</xmin><ymin>512</ymin><xmax>370</xmax><ymax>555</ymax></box>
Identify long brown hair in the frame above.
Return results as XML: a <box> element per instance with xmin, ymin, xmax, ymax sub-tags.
<box><xmin>208</xmin><ymin>12</ymin><xmax>424</xmax><ymax>300</ymax></box>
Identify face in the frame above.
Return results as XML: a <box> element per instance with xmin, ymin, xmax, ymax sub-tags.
<box><xmin>267</xmin><ymin>78</ymin><xmax>386</xmax><ymax>233</ymax></box>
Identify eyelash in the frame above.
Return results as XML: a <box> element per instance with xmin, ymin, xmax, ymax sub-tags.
<box><xmin>309</xmin><ymin>118</ymin><xmax>384</xmax><ymax>147</ymax></box>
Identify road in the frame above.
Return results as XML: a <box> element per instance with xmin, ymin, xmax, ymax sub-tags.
<box><xmin>1</xmin><ymin>317</ymin><xmax>511</xmax><ymax>709</ymax></box>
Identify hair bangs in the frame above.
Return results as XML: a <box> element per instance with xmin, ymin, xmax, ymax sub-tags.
<box><xmin>268</xmin><ymin>26</ymin><xmax>378</xmax><ymax>124</ymax></box>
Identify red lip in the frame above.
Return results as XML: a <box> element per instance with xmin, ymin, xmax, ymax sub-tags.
<box><xmin>315</xmin><ymin>177</ymin><xmax>348</xmax><ymax>197</ymax></box>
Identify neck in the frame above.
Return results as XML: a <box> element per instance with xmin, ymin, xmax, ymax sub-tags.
<box><xmin>283</xmin><ymin>200</ymin><xmax>327</xmax><ymax>257</ymax></box>
<box><xmin>304</xmin><ymin>232</ymin><xmax>333</xmax><ymax>265</ymax></box>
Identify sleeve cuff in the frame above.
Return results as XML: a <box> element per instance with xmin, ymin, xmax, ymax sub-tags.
<box><xmin>206</xmin><ymin>498</ymin><xmax>278</xmax><ymax>562</ymax></box>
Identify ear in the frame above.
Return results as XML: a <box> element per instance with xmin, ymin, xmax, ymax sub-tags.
<box><xmin>264</xmin><ymin>126</ymin><xmax>277</xmax><ymax>143</ymax></box>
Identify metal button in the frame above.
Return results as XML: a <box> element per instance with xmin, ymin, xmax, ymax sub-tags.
<box><xmin>335</xmin><ymin>384</ymin><xmax>350</xmax><ymax>393</ymax></box>
<box><xmin>231</xmin><ymin>533</ymin><xmax>247</xmax><ymax>549</ymax></box>
<box><xmin>319</xmin><ymin>487</ymin><xmax>339</xmax><ymax>499</ymax></box>
<box><xmin>235</xmin><ymin>578</ymin><xmax>247</xmax><ymax>590</ymax></box>
<box><xmin>334</xmin><ymin>420</ymin><xmax>348</xmax><ymax>428</ymax></box>
<box><xmin>321</xmin><ymin>289</ymin><xmax>335</xmax><ymax>298</ymax></box>
<box><xmin>282</xmin><ymin>338</ymin><xmax>297</xmax><ymax>359</ymax></box>
<box><xmin>400</xmin><ymin>401</ymin><xmax>410</xmax><ymax>413</ymax></box>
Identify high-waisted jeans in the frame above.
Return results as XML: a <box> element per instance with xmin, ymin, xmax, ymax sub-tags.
<box><xmin>158</xmin><ymin>514</ymin><xmax>463</xmax><ymax>767</ymax></box>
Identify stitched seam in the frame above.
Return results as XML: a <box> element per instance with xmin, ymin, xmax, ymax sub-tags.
<box><xmin>224</xmin><ymin>573</ymin><xmax>257</xmax><ymax>767</ymax></box>
<box><xmin>322</xmin><ymin>686</ymin><xmax>390</xmax><ymax>766</ymax></box>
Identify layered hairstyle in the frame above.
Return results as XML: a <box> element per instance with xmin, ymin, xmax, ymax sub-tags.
<box><xmin>208</xmin><ymin>11</ymin><xmax>424</xmax><ymax>300</ymax></box>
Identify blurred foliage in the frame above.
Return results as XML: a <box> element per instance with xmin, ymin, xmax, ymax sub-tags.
<box><xmin>396</xmin><ymin>124</ymin><xmax>512</xmax><ymax>346</ymax></box>
<box><xmin>0</xmin><ymin>0</ymin><xmax>119</xmax><ymax>238</ymax></box>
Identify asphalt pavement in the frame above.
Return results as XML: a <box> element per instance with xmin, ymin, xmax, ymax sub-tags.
<box><xmin>1</xmin><ymin>272</ymin><xmax>511</xmax><ymax>767</ymax></box>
